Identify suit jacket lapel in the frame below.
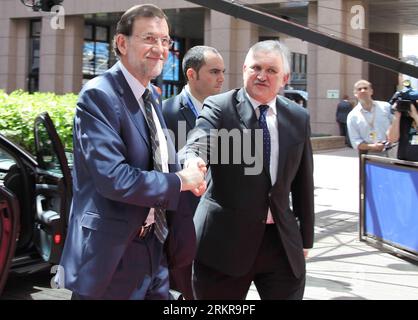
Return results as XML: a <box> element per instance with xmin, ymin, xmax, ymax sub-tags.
<box><xmin>235</xmin><ymin>88</ymin><xmax>258</xmax><ymax>130</ymax></box>
<box><xmin>274</xmin><ymin>96</ymin><xmax>291</xmax><ymax>187</ymax></box>
<box><xmin>179</xmin><ymin>89</ymin><xmax>197</xmax><ymax>130</ymax></box>
<box><xmin>235</xmin><ymin>89</ymin><xmax>270</xmax><ymax>181</ymax></box>
<box><xmin>109</xmin><ymin>64</ymin><xmax>151</xmax><ymax>151</ymax></box>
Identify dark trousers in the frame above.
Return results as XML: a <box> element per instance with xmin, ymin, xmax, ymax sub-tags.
<box><xmin>169</xmin><ymin>264</ymin><xmax>194</xmax><ymax>300</ymax></box>
<box><xmin>71</xmin><ymin>231</ymin><xmax>169</xmax><ymax>300</ymax></box>
<box><xmin>192</xmin><ymin>225</ymin><xmax>305</xmax><ymax>300</ymax></box>
<box><xmin>338</xmin><ymin>122</ymin><xmax>351</xmax><ymax>147</ymax></box>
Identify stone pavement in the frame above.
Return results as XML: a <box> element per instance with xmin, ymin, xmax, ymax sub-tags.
<box><xmin>247</xmin><ymin>147</ymin><xmax>418</xmax><ymax>300</ymax></box>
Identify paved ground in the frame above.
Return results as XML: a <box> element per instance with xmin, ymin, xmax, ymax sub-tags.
<box><xmin>2</xmin><ymin>147</ymin><xmax>418</xmax><ymax>300</ymax></box>
<box><xmin>248</xmin><ymin>147</ymin><xmax>418</xmax><ymax>300</ymax></box>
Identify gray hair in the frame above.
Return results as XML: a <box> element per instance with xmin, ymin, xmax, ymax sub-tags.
<box><xmin>182</xmin><ymin>46</ymin><xmax>221</xmax><ymax>81</ymax></box>
<box><xmin>245</xmin><ymin>40</ymin><xmax>291</xmax><ymax>75</ymax></box>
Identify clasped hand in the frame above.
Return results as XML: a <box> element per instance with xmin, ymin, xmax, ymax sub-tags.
<box><xmin>177</xmin><ymin>157</ymin><xmax>207</xmax><ymax>196</ymax></box>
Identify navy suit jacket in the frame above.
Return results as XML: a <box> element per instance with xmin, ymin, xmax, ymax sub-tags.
<box><xmin>163</xmin><ymin>89</ymin><xmax>200</xmax><ymax>211</ymax></box>
<box><xmin>59</xmin><ymin>62</ymin><xmax>196</xmax><ymax>297</ymax></box>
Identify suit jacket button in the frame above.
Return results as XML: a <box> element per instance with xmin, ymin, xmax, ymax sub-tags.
<box><xmin>261</xmin><ymin>219</ymin><xmax>266</xmax><ymax>224</ymax></box>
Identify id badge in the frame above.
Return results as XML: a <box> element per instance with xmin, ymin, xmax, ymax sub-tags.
<box><xmin>369</xmin><ymin>131</ymin><xmax>377</xmax><ymax>142</ymax></box>
<box><xmin>410</xmin><ymin>135</ymin><xmax>418</xmax><ymax>146</ymax></box>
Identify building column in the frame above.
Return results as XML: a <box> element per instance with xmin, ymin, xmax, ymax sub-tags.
<box><xmin>62</xmin><ymin>16</ymin><xmax>84</xmax><ymax>93</ymax></box>
<box><xmin>307</xmin><ymin>0</ymin><xmax>368</xmax><ymax>135</ymax></box>
<box><xmin>39</xmin><ymin>15</ymin><xmax>83</xmax><ymax>94</ymax></box>
<box><xmin>0</xmin><ymin>0</ymin><xmax>30</xmax><ymax>92</ymax></box>
<box><xmin>204</xmin><ymin>9</ymin><xmax>258</xmax><ymax>90</ymax></box>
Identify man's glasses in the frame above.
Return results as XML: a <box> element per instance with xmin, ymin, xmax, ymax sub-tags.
<box><xmin>132</xmin><ymin>34</ymin><xmax>174</xmax><ymax>49</ymax></box>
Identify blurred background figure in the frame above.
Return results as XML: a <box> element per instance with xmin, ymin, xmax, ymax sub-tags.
<box><xmin>336</xmin><ymin>94</ymin><xmax>353</xmax><ymax>147</ymax></box>
<box><xmin>347</xmin><ymin>80</ymin><xmax>393</xmax><ymax>157</ymax></box>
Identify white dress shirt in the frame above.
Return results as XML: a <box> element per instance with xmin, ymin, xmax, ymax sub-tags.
<box><xmin>120</xmin><ymin>61</ymin><xmax>170</xmax><ymax>224</ymax></box>
<box><xmin>184</xmin><ymin>84</ymin><xmax>203</xmax><ymax>115</ymax></box>
<box><xmin>347</xmin><ymin>100</ymin><xmax>393</xmax><ymax>150</ymax></box>
<box><xmin>246</xmin><ymin>92</ymin><xmax>279</xmax><ymax>224</ymax></box>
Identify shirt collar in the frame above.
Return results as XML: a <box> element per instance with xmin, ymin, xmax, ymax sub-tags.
<box><xmin>357</xmin><ymin>101</ymin><xmax>375</xmax><ymax>114</ymax></box>
<box><xmin>184</xmin><ymin>84</ymin><xmax>203</xmax><ymax>112</ymax></box>
<box><xmin>245</xmin><ymin>90</ymin><xmax>277</xmax><ymax>115</ymax></box>
<box><xmin>119</xmin><ymin>61</ymin><xmax>148</xmax><ymax>102</ymax></box>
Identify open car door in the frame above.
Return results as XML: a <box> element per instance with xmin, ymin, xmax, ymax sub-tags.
<box><xmin>33</xmin><ymin>112</ymin><xmax>72</xmax><ymax>264</ymax></box>
<box><xmin>0</xmin><ymin>187</ymin><xmax>20</xmax><ymax>295</ymax></box>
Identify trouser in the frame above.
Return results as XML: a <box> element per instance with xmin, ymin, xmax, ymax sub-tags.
<box><xmin>192</xmin><ymin>225</ymin><xmax>305</xmax><ymax>300</ymax></box>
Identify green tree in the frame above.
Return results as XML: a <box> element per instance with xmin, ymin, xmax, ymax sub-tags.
<box><xmin>0</xmin><ymin>90</ymin><xmax>77</xmax><ymax>154</ymax></box>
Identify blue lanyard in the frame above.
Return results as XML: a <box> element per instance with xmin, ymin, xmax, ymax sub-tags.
<box><xmin>183</xmin><ymin>91</ymin><xmax>199</xmax><ymax>118</ymax></box>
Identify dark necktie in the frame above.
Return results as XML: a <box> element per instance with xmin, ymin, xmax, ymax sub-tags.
<box><xmin>258</xmin><ymin>105</ymin><xmax>271</xmax><ymax>175</ymax></box>
<box><xmin>142</xmin><ymin>89</ymin><xmax>168</xmax><ymax>243</ymax></box>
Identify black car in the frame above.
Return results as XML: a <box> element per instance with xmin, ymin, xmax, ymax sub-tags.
<box><xmin>283</xmin><ymin>89</ymin><xmax>308</xmax><ymax>108</ymax></box>
<box><xmin>0</xmin><ymin>112</ymin><xmax>72</xmax><ymax>295</ymax></box>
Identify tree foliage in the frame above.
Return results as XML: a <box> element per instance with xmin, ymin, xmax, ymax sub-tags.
<box><xmin>0</xmin><ymin>90</ymin><xmax>76</xmax><ymax>154</ymax></box>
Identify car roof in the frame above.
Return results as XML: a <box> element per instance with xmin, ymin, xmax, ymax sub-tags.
<box><xmin>283</xmin><ymin>89</ymin><xmax>308</xmax><ymax>101</ymax></box>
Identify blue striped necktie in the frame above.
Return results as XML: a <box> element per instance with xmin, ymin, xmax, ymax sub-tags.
<box><xmin>142</xmin><ymin>89</ymin><xmax>168</xmax><ymax>243</ymax></box>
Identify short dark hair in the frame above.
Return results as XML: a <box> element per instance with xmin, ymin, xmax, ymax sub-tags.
<box><xmin>182</xmin><ymin>46</ymin><xmax>221</xmax><ymax>81</ymax></box>
<box><xmin>112</xmin><ymin>4</ymin><xmax>169</xmax><ymax>56</ymax></box>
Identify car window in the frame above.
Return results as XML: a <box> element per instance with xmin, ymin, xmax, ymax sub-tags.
<box><xmin>35</xmin><ymin>121</ymin><xmax>62</xmax><ymax>176</ymax></box>
<box><xmin>0</xmin><ymin>149</ymin><xmax>16</xmax><ymax>182</ymax></box>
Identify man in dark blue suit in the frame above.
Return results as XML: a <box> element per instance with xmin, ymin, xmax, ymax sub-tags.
<box><xmin>58</xmin><ymin>4</ymin><xmax>206</xmax><ymax>300</ymax></box>
<box><xmin>162</xmin><ymin>46</ymin><xmax>225</xmax><ymax>299</ymax></box>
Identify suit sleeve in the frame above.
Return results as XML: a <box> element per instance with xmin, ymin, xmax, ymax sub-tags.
<box><xmin>182</xmin><ymin>97</ymin><xmax>222</xmax><ymax>164</ymax></box>
<box><xmin>75</xmin><ymin>87</ymin><xmax>181</xmax><ymax>210</ymax></box>
<box><xmin>291</xmin><ymin>113</ymin><xmax>315</xmax><ymax>249</ymax></box>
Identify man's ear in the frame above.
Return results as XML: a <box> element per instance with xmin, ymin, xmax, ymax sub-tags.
<box><xmin>116</xmin><ymin>34</ymin><xmax>128</xmax><ymax>56</ymax></box>
<box><xmin>283</xmin><ymin>73</ymin><xmax>290</xmax><ymax>85</ymax></box>
<box><xmin>186</xmin><ymin>68</ymin><xmax>197</xmax><ymax>81</ymax></box>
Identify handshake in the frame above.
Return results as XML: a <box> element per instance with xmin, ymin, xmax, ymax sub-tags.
<box><xmin>176</xmin><ymin>157</ymin><xmax>207</xmax><ymax>196</ymax></box>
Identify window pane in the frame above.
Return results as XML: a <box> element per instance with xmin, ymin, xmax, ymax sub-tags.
<box><xmin>84</xmin><ymin>25</ymin><xmax>93</xmax><ymax>40</ymax></box>
<box><xmin>162</xmin><ymin>51</ymin><xmax>179</xmax><ymax>81</ymax></box>
<box><xmin>95</xmin><ymin>26</ymin><xmax>108</xmax><ymax>42</ymax></box>
<box><xmin>31</xmin><ymin>20</ymin><xmax>41</xmax><ymax>37</ymax></box>
<box><xmin>35</xmin><ymin>121</ymin><xmax>62</xmax><ymax>174</ymax></box>
<box><xmin>83</xmin><ymin>41</ymin><xmax>95</xmax><ymax>75</ymax></box>
<box><xmin>94</xmin><ymin>42</ymin><xmax>109</xmax><ymax>75</ymax></box>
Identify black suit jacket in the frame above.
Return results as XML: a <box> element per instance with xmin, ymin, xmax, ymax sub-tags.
<box><xmin>163</xmin><ymin>88</ymin><xmax>201</xmax><ymax>212</ymax></box>
<box><xmin>184</xmin><ymin>88</ymin><xmax>314</xmax><ymax>278</ymax></box>
<box><xmin>163</xmin><ymin>88</ymin><xmax>197</xmax><ymax>152</ymax></box>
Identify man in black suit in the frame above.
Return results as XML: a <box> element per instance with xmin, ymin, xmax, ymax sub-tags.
<box><xmin>162</xmin><ymin>46</ymin><xmax>225</xmax><ymax>299</ymax></box>
<box><xmin>184</xmin><ymin>40</ymin><xmax>315</xmax><ymax>300</ymax></box>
